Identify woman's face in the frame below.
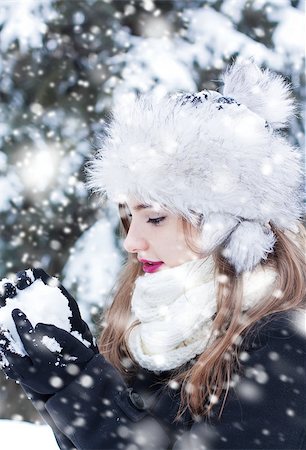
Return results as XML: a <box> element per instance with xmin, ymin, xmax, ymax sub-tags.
<box><xmin>123</xmin><ymin>196</ymin><xmax>203</xmax><ymax>272</ymax></box>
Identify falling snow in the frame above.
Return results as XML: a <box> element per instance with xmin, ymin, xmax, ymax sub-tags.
<box><xmin>0</xmin><ymin>0</ymin><xmax>305</xmax><ymax>445</ymax></box>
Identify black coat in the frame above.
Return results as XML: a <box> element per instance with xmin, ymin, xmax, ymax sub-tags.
<box><xmin>23</xmin><ymin>310</ymin><xmax>306</xmax><ymax>450</ymax></box>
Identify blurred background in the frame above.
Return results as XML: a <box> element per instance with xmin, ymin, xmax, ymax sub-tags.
<box><xmin>0</xmin><ymin>0</ymin><xmax>305</xmax><ymax>429</ymax></box>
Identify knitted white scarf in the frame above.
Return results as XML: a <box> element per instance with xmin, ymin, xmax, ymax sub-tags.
<box><xmin>127</xmin><ymin>256</ymin><xmax>278</xmax><ymax>371</ymax></box>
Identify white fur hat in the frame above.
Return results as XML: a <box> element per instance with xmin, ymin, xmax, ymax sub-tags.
<box><xmin>86</xmin><ymin>59</ymin><xmax>303</xmax><ymax>274</ymax></box>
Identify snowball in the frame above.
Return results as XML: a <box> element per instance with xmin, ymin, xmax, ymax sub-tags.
<box><xmin>0</xmin><ymin>278</ymin><xmax>71</xmax><ymax>356</ymax></box>
<box><xmin>0</xmin><ymin>272</ymin><xmax>91</xmax><ymax>356</ymax></box>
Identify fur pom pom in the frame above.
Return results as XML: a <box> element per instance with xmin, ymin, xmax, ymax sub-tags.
<box><xmin>222</xmin><ymin>59</ymin><xmax>297</xmax><ymax>129</ymax></box>
<box><xmin>222</xmin><ymin>221</ymin><xmax>276</xmax><ymax>274</ymax></box>
<box><xmin>200</xmin><ymin>214</ymin><xmax>239</xmax><ymax>253</ymax></box>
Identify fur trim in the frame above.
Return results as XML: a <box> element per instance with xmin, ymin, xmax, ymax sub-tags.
<box><xmin>222</xmin><ymin>58</ymin><xmax>297</xmax><ymax>129</ymax></box>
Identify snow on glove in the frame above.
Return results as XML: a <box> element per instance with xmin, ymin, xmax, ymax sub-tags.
<box><xmin>0</xmin><ymin>268</ymin><xmax>96</xmax><ymax>355</ymax></box>
<box><xmin>0</xmin><ymin>308</ymin><xmax>99</xmax><ymax>395</ymax></box>
<box><xmin>17</xmin><ymin>269</ymin><xmax>95</xmax><ymax>348</ymax></box>
<box><xmin>0</xmin><ymin>332</ymin><xmax>20</xmax><ymax>380</ymax></box>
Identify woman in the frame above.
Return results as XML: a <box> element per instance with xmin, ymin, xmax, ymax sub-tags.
<box><xmin>0</xmin><ymin>59</ymin><xmax>305</xmax><ymax>450</ymax></box>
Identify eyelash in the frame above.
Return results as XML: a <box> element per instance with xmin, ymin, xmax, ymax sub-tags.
<box><xmin>128</xmin><ymin>214</ymin><xmax>166</xmax><ymax>226</ymax></box>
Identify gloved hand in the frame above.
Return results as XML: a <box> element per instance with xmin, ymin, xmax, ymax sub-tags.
<box><xmin>21</xmin><ymin>269</ymin><xmax>95</xmax><ymax>348</ymax></box>
<box><xmin>0</xmin><ymin>268</ymin><xmax>96</xmax><ymax>350</ymax></box>
<box><xmin>0</xmin><ymin>308</ymin><xmax>99</xmax><ymax>394</ymax></box>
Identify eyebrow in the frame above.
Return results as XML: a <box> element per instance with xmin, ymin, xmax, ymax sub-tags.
<box><xmin>131</xmin><ymin>203</ymin><xmax>152</xmax><ymax>211</ymax></box>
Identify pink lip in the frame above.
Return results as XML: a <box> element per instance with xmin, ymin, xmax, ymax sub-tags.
<box><xmin>139</xmin><ymin>259</ymin><xmax>164</xmax><ymax>273</ymax></box>
<box><xmin>142</xmin><ymin>262</ymin><xmax>164</xmax><ymax>273</ymax></box>
<box><xmin>139</xmin><ymin>259</ymin><xmax>162</xmax><ymax>264</ymax></box>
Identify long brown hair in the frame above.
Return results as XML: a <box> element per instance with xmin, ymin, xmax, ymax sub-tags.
<box><xmin>98</xmin><ymin>204</ymin><xmax>306</xmax><ymax>422</ymax></box>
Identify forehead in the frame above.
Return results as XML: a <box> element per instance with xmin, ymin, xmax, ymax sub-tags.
<box><xmin>130</xmin><ymin>203</ymin><xmax>152</xmax><ymax>211</ymax></box>
<box><xmin>124</xmin><ymin>197</ymin><xmax>165</xmax><ymax>212</ymax></box>
<box><xmin>129</xmin><ymin>203</ymin><xmax>166</xmax><ymax>214</ymax></box>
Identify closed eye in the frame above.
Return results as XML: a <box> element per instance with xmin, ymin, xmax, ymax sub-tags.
<box><xmin>147</xmin><ymin>217</ymin><xmax>166</xmax><ymax>225</ymax></box>
<box><xmin>127</xmin><ymin>214</ymin><xmax>166</xmax><ymax>226</ymax></box>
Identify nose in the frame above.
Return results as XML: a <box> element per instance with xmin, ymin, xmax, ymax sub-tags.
<box><xmin>123</xmin><ymin>222</ymin><xmax>149</xmax><ymax>254</ymax></box>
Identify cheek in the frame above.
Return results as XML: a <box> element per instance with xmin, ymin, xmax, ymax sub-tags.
<box><xmin>167</xmin><ymin>233</ymin><xmax>188</xmax><ymax>255</ymax></box>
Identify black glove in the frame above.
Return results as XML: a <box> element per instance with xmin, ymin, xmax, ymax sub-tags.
<box><xmin>0</xmin><ymin>273</ymin><xmax>89</xmax><ymax>450</ymax></box>
<box><xmin>0</xmin><ymin>308</ymin><xmax>99</xmax><ymax>394</ymax></box>
<box><xmin>0</xmin><ymin>268</ymin><xmax>96</xmax><ymax>350</ymax></box>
